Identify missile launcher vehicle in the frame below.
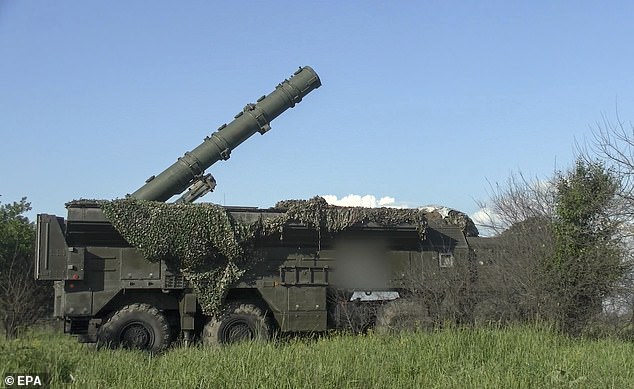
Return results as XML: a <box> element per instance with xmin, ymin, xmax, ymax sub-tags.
<box><xmin>35</xmin><ymin>66</ymin><xmax>477</xmax><ymax>352</ymax></box>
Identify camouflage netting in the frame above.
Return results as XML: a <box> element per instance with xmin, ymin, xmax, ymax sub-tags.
<box><xmin>269</xmin><ymin>196</ymin><xmax>429</xmax><ymax>239</ymax></box>
<box><xmin>420</xmin><ymin>206</ymin><xmax>479</xmax><ymax>237</ymax></box>
<box><xmin>100</xmin><ymin>199</ymin><xmax>256</xmax><ymax>314</ymax></box>
<box><xmin>90</xmin><ymin>196</ymin><xmax>477</xmax><ymax>315</ymax></box>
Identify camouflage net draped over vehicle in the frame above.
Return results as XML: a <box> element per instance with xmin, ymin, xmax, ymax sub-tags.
<box><xmin>420</xmin><ymin>206</ymin><xmax>479</xmax><ymax>237</ymax></box>
<box><xmin>97</xmin><ymin>196</ymin><xmax>475</xmax><ymax>315</ymax></box>
<box><xmin>100</xmin><ymin>199</ymin><xmax>255</xmax><ymax>314</ymax></box>
<box><xmin>269</xmin><ymin>197</ymin><xmax>429</xmax><ymax>238</ymax></box>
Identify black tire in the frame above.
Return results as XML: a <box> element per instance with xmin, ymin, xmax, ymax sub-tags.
<box><xmin>97</xmin><ymin>303</ymin><xmax>172</xmax><ymax>353</ymax></box>
<box><xmin>374</xmin><ymin>299</ymin><xmax>433</xmax><ymax>334</ymax></box>
<box><xmin>203</xmin><ymin>303</ymin><xmax>271</xmax><ymax>346</ymax></box>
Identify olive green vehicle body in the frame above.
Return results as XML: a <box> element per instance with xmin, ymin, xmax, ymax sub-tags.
<box><xmin>36</xmin><ymin>207</ymin><xmax>472</xmax><ymax>342</ymax></box>
<box><xmin>34</xmin><ymin>66</ymin><xmax>475</xmax><ymax>346</ymax></box>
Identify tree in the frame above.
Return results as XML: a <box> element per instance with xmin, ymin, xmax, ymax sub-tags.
<box><xmin>583</xmin><ymin>114</ymin><xmax>634</xmax><ymax>329</ymax></box>
<box><xmin>586</xmin><ymin>113</ymin><xmax>634</xmax><ymax>211</ymax></box>
<box><xmin>474</xmin><ymin>163</ymin><xmax>626</xmax><ymax>333</ymax></box>
<box><xmin>0</xmin><ymin>197</ymin><xmax>52</xmax><ymax>338</ymax></box>
<box><xmin>473</xmin><ymin>173</ymin><xmax>557</xmax><ymax>323</ymax></box>
<box><xmin>475</xmin><ymin>172</ymin><xmax>556</xmax><ymax>235</ymax></box>
<box><xmin>548</xmin><ymin>160</ymin><xmax>624</xmax><ymax>335</ymax></box>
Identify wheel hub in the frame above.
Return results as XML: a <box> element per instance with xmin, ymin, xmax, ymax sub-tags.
<box><xmin>120</xmin><ymin>322</ymin><xmax>152</xmax><ymax>349</ymax></box>
<box><xmin>221</xmin><ymin>320</ymin><xmax>253</xmax><ymax>343</ymax></box>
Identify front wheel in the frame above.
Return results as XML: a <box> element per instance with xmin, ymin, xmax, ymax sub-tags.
<box><xmin>97</xmin><ymin>303</ymin><xmax>172</xmax><ymax>353</ymax></box>
<box><xmin>203</xmin><ymin>303</ymin><xmax>271</xmax><ymax>346</ymax></box>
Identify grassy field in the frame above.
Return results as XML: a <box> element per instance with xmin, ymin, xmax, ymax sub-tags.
<box><xmin>2</xmin><ymin>325</ymin><xmax>634</xmax><ymax>388</ymax></box>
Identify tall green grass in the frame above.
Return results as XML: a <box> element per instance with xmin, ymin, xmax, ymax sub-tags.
<box><xmin>2</xmin><ymin>325</ymin><xmax>633</xmax><ymax>388</ymax></box>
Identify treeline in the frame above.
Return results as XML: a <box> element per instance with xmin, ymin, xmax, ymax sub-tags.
<box><xmin>473</xmin><ymin>115</ymin><xmax>634</xmax><ymax>337</ymax></box>
<box><xmin>0</xmin><ymin>198</ymin><xmax>52</xmax><ymax>339</ymax></box>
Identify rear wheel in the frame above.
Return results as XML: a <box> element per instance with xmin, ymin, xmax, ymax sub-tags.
<box><xmin>203</xmin><ymin>303</ymin><xmax>271</xmax><ymax>346</ymax></box>
<box><xmin>374</xmin><ymin>299</ymin><xmax>433</xmax><ymax>333</ymax></box>
<box><xmin>97</xmin><ymin>303</ymin><xmax>172</xmax><ymax>353</ymax></box>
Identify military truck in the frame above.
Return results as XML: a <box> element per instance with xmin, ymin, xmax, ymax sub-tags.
<box><xmin>35</xmin><ymin>66</ymin><xmax>477</xmax><ymax>352</ymax></box>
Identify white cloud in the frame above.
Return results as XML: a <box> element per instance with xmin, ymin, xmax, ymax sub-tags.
<box><xmin>471</xmin><ymin>207</ymin><xmax>495</xmax><ymax>226</ymax></box>
<box><xmin>378</xmin><ymin>196</ymin><xmax>396</xmax><ymax>206</ymax></box>
<box><xmin>321</xmin><ymin>194</ymin><xmax>406</xmax><ymax>208</ymax></box>
<box><xmin>470</xmin><ymin>207</ymin><xmax>503</xmax><ymax>237</ymax></box>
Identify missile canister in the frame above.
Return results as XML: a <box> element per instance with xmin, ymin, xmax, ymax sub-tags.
<box><xmin>131</xmin><ymin>66</ymin><xmax>321</xmax><ymax>202</ymax></box>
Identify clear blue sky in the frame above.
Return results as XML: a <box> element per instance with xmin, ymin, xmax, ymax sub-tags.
<box><xmin>2</xmin><ymin>1</ymin><xmax>633</xmax><ymax>220</ymax></box>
